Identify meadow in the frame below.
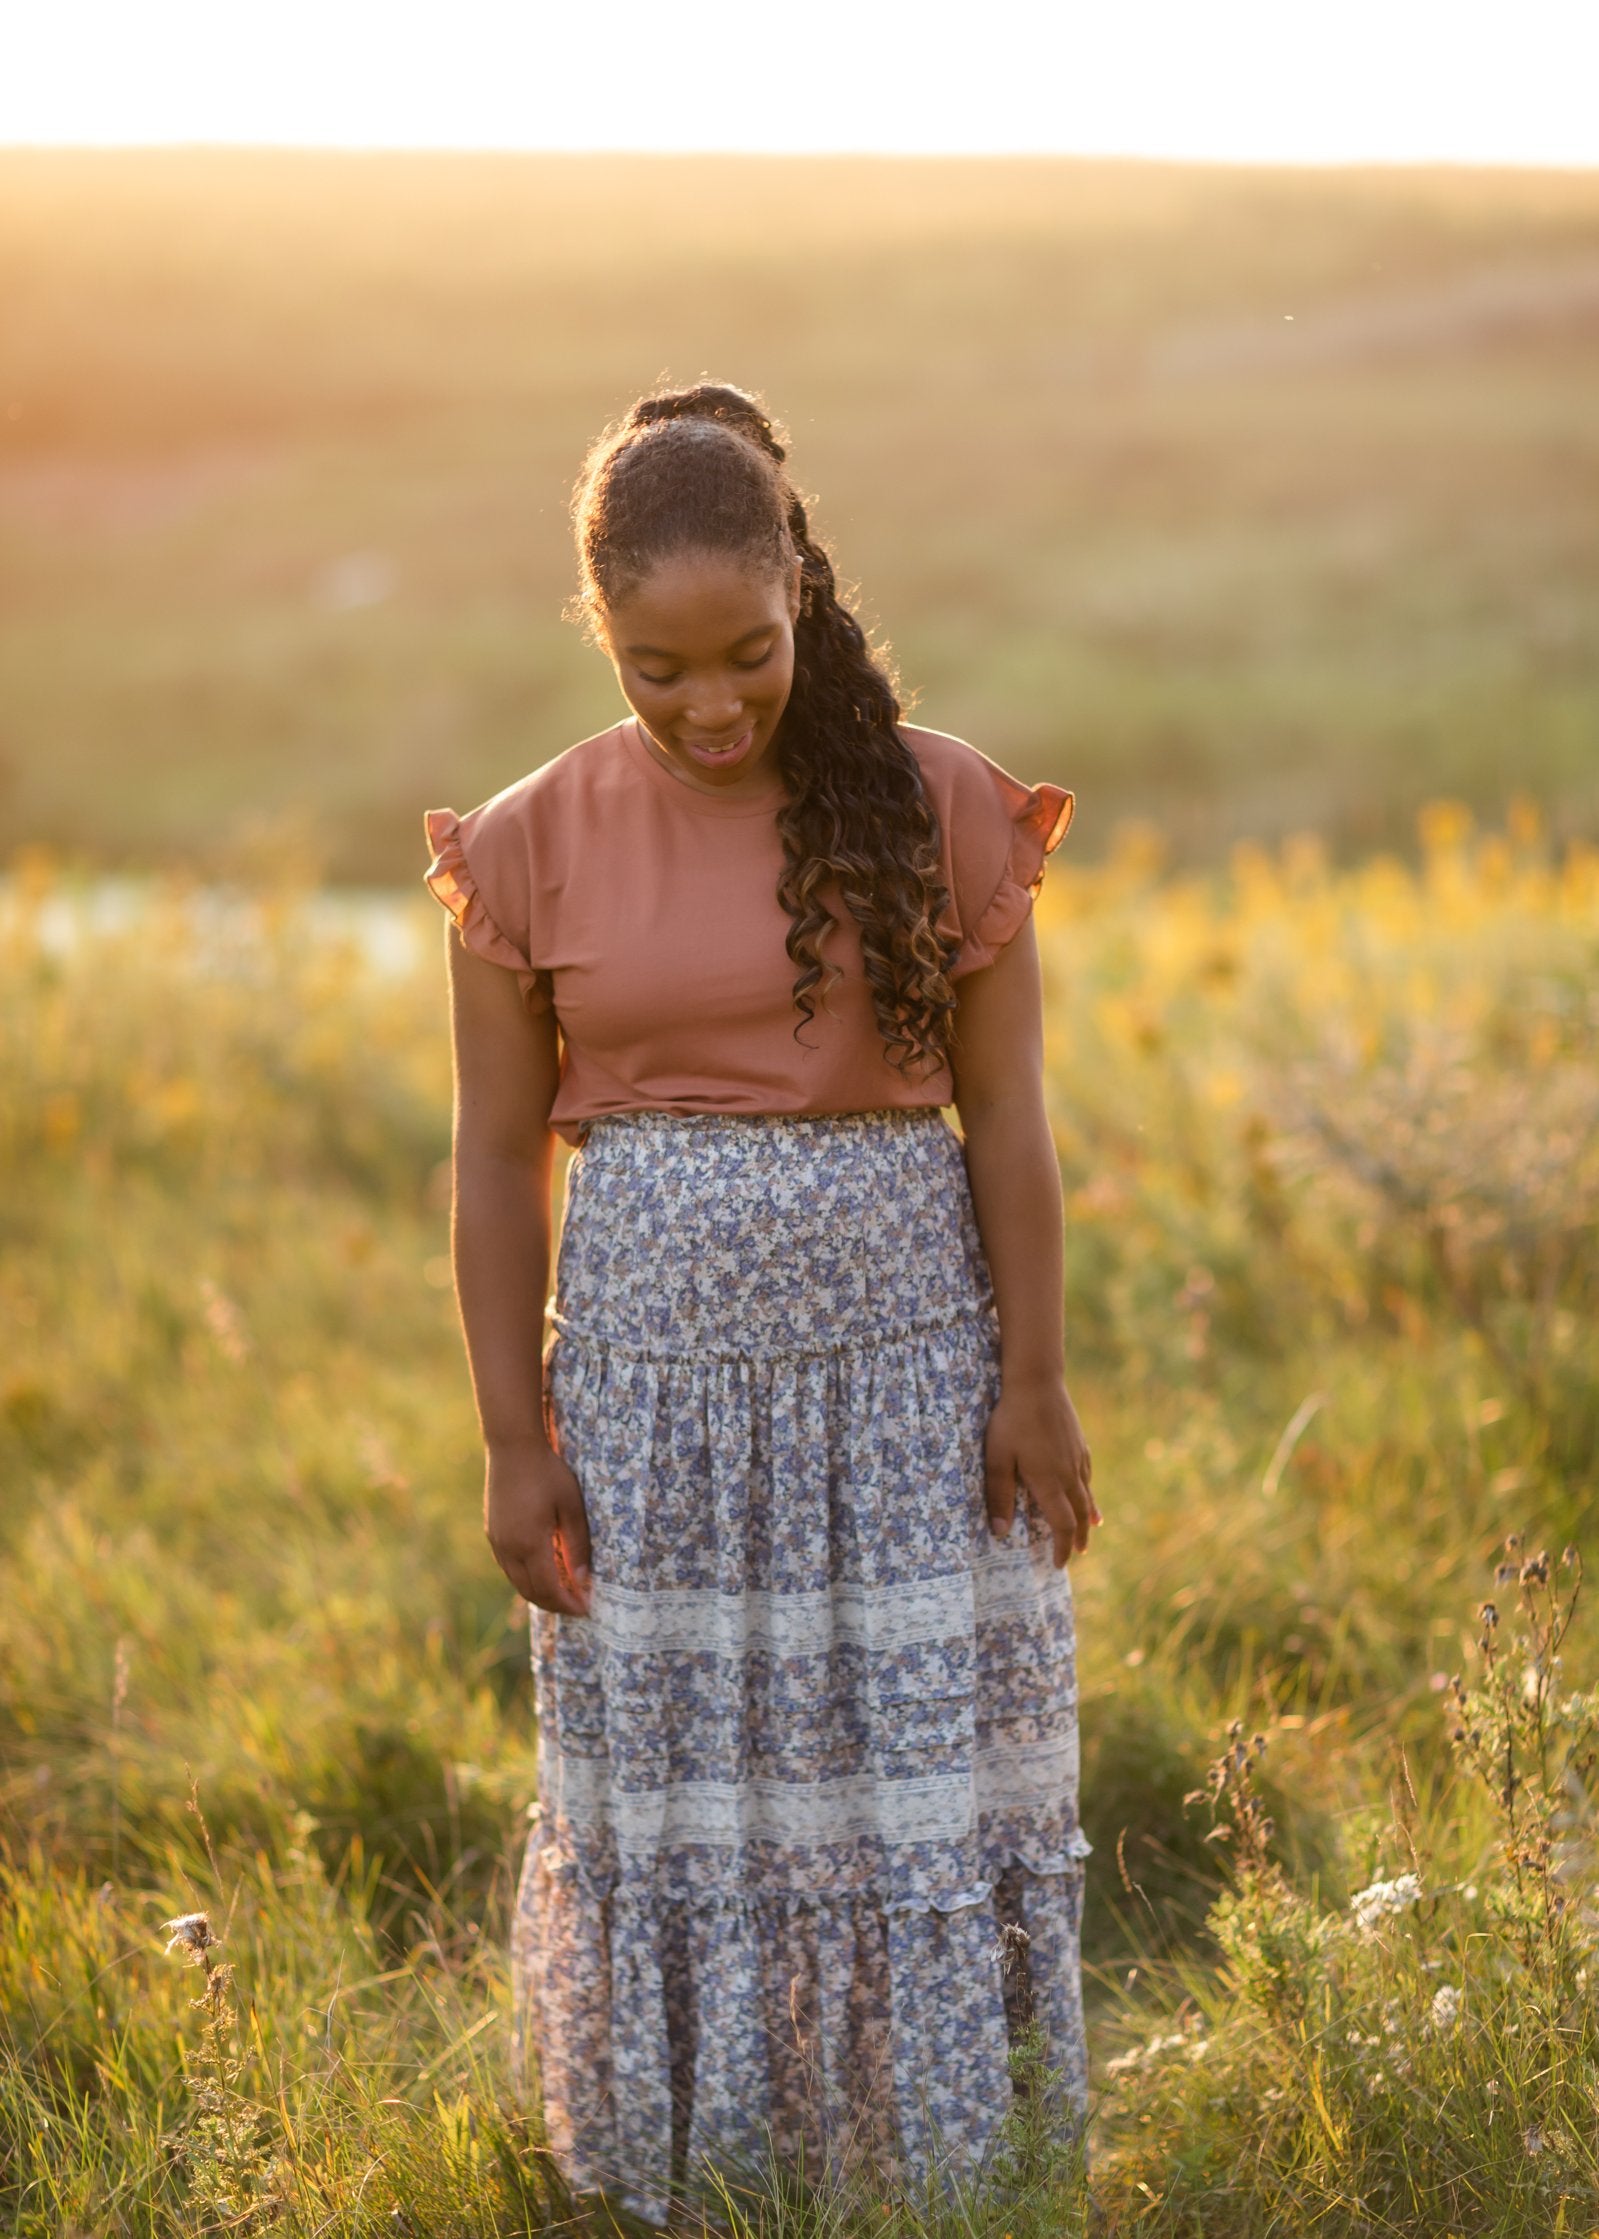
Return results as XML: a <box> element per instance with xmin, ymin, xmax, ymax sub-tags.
<box><xmin>4</xmin><ymin>809</ymin><xmax>1597</xmax><ymax>2234</ymax></box>
<box><xmin>4</xmin><ymin>145</ymin><xmax>1599</xmax><ymax>2233</ymax></box>
<box><xmin>3</xmin><ymin>149</ymin><xmax>1599</xmax><ymax>878</ymax></box>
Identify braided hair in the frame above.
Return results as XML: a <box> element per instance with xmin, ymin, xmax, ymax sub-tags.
<box><xmin>571</xmin><ymin>383</ymin><xmax>959</xmax><ymax>1078</ymax></box>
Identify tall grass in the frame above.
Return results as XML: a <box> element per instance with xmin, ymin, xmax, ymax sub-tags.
<box><xmin>2</xmin><ymin>807</ymin><xmax>1596</xmax><ymax>2232</ymax></box>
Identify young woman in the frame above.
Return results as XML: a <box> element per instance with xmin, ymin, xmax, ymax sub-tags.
<box><xmin>423</xmin><ymin>383</ymin><xmax>1101</xmax><ymax>2219</ymax></box>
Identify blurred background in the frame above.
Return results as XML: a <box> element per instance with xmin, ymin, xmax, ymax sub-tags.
<box><xmin>3</xmin><ymin>1</ymin><xmax>1597</xmax><ymax>882</ymax></box>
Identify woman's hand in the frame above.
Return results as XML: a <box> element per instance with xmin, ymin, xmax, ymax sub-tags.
<box><xmin>984</xmin><ymin>1375</ymin><xmax>1101</xmax><ymax>1568</ymax></box>
<box><xmin>485</xmin><ymin>1437</ymin><xmax>593</xmax><ymax>1616</ymax></box>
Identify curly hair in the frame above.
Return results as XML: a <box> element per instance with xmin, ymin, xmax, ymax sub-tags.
<box><xmin>570</xmin><ymin>383</ymin><xmax>960</xmax><ymax>1079</ymax></box>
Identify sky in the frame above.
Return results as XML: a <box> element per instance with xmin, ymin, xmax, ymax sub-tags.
<box><xmin>4</xmin><ymin>0</ymin><xmax>1598</xmax><ymax>166</ymax></box>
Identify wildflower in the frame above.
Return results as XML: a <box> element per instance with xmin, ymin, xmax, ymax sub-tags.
<box><xmin>1104</xmin><ymin>2030</ymin><xmax>1189</xmax><ymax>2079</ymax></box>
<box><xmin>163</xmin><ymin>1911</ymin><xmax>216</xmax><ymax>1961</ymax></box>
<box><xmin>1429</xmin><ymin>1984</ymin><xmax>1462</xmax><ymax>2033</ymax></box>
<box><xmin>1524</xmin><ymin>2126</ymin><xmax>1544</xmax><ymax>2156</ymax></box>
<box><xmin>1350</xmin><ymin>1873</ymin><xmax>1422</xmax><ymax>1934</ymax></box>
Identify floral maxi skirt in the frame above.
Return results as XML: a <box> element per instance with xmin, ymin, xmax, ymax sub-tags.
<box><xmin>511</xmin><ymin>1108</ymin><xmax>1090</xmax><ymax>2216</ymax></box>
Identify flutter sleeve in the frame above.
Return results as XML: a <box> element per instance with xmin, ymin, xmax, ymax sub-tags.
<box><xmin>421</xmin><ymin>801</ymin><xmax>556</xmax><ymax>1016</ymax></box>
<box><xmin>941</xmin><ymin>748</ymin><xmax>1075</xmax><ymax>981</ymax></box>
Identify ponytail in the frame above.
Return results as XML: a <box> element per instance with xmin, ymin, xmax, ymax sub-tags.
<box><xmin>572</xmin><ymin>383</ymin><xmax>959</xmax><ymax>1078</ymax></box>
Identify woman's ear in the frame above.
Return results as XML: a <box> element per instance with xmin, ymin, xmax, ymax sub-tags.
<box><xmin>787</xmin><ymin>554</ymin><xmax>804</xmax><ymax>622</ymax></box>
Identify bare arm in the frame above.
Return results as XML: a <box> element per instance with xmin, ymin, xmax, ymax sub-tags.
<box><xmin>950</xmin><ymin>911</ymin><xmax>1101</xmax><ymax>1566</ymax></box>
<box><xmin>444</xmin><ymin>921</ymin><xmax>591</xmax><ymax>1615</ymax></box>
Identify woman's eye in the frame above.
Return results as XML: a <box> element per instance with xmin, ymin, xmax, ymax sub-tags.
<box><xmin>733</xmin><ymin>649</ymin><xmax>774</xmax><ymax>672</ymax></box>
<box><xmin>637</xmin><ymin>670</ymin><xmax>680</xmax><ymax>687</ymax></box>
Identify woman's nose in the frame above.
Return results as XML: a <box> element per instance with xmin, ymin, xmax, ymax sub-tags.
<box><xmin>683</xmin><ymin>687</ymin><xmax>744</xmax><ymax>730</ymax></box>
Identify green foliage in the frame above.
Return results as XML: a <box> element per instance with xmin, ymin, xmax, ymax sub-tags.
<box><xmin>2</xmin><ymin>824</ymin><xmax>1597</xmax><ymax>2231</ymax></box>
<box><xmin>1095</xmin><ymin>1547</ymin><xmax>1599</xmax><ymax>2234</ymax></box>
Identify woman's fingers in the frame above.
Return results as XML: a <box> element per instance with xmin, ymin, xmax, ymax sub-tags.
<box><xmin>985</xmin><ymin>1391</ymin><xmax>1102</xmax><ymax>1563</ymax></box>
<box><xmin>551</xmin><ymin>1479</ymin><xmax>593</xmax><ymax>1614</ymax></box>
<box><xmin>984</xmin><ymin>1426</ymin><xmax>1018</xmax><ymax>1541</ymax></box>
<box><xmin>1042</xmin><ymin>1480</ymin><xmax>1082</xmax><ymax>1567</ymax></box>
<box><xmin>485</xmin><ymin>1450</ymin><xmax>594</xmax><ymax>1618</ymax></box>
<box><xmin>1083</xmin><ymin>1446</ymin><xmax>1103</xmax><ymax>1529</ymax></box>
<box><xmin>491</xmin><ymin>1530</ymin><xmax>573</xmax><ymax>1615</ymax></box>
<box><xmin>1008</xmin><ymin>1462</ymin><xmax>1098</xmax><ymax>1566</ymax></box>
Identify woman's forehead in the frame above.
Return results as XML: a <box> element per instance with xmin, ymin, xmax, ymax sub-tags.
<box><xmin>607</xmin><ymin>550</ymin><xmax>792</xmax><ymax>652</ymax></box>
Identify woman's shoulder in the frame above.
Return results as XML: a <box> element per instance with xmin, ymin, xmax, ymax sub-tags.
<box><xmin>897</xmin><ymin>721</ymin><xmax>988</xmax><ymax>784</ymax></box>
<box><xmin>897</xmin><ymin>722</ymin><xmax>1075</xmax><ymax>963</ymax></box>
<box><xmin>462</xmin><ymin>720</ymin><xmax>632</xmax><ymax>837</ymax></box>
<box><xmin>899</xmin><ymin>722</ymin><xmax>1070</xmax><ymax>836</ymax></box>
<box><xmin>898</xmin><ymin>720</ymin><xmax>1034</xmax><ymax>795</ymax></box>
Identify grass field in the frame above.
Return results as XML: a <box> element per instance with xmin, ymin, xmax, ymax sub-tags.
<box><xmin>3</xmin><ymin>150</ymin><xmax>1599</xmax><ymax>879</ymax></box>
<box><xmin>4</xmin><ymin>808</ymin><xmax>1597</xmax><ymax>2233</ymax></box>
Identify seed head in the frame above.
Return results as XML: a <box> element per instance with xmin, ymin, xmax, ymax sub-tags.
<box><xmin>162</xmin><ymin>1911</ymin><xmax>216</xmax><ymax>1962</ymax></box>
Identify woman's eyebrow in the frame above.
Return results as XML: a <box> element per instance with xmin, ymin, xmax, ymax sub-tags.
<box><xmin>624</xmin><ymin>623</ymin><xmax>776</xmax><ymax>658</ymax></box>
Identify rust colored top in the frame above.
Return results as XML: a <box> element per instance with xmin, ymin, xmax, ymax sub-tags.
<box><xmin>422</xmin><ymin>718</ymin><xmax>1073</xmax><ymax>1150</ymax></box>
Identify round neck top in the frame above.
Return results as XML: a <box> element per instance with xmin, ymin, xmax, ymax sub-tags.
<box><xmin>423</xmin><ymin>718</ymin><xmax>1073</xmax><ymax>1149</ymax></box>
<box><xmin>622</xmin><ymin>717</ymin><xmax>788</xmax><ymax>817</ymax></box>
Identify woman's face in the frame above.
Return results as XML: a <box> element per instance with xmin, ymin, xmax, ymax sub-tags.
<box><xmin>599</xmin><ymin>549</ymin><xmax>803</xmax><ymax>795</ymax></box>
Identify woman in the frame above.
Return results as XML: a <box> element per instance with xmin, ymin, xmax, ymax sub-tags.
<box><xmin>422</xmin><ymin>383</ymin><xmax>1101</xmax><ymax>2219</ymax></box>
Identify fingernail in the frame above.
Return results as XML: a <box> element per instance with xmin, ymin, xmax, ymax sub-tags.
<box><xmin>575</xmin><ymin>1564</ymin><xmax>592</xmax><ymax>1587</ymax></box>
<box><xmin>992</xmin><ymin>1517</ymin><xmax>1011</xmax><ymax>1539</ymax></box>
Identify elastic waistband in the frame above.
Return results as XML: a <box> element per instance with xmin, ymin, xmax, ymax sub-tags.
<box><xmin>581</xmin><ymin>1106</ymin><xmax>951</xmax><ymax>1131</ymax></box>
<box><xmin>545</xmin><ymin>1296</ymin><xmax>994</xmax><ymax>1364</ymax></box>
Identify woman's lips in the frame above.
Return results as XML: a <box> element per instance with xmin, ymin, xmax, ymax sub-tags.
<box><xmin>682</xmin><ymin>727</ymin><xmax>754</xmax><ymax>770</ymax></box>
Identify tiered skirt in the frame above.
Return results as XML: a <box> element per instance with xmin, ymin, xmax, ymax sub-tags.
<box><xmin>511</xmin><ymin>1108</ymin><xmax>1089</xmax><ymax>2219</ymax></box>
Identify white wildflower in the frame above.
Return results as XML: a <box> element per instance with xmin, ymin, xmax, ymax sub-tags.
<box><xmin>1350</xmin><ymin>1873</ymin><xmax>1422</xmax><ymax>1934</ymax></box>
<box><xmin>1429</xmin><ymin>1984</ymin><xmax>1462</xmax><ymax>2033</ymax></box>
<box><xmin>1104</xmin><ymin>2029</ymin><xmax>1188</xmax><ymax>2080</ymax></box>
